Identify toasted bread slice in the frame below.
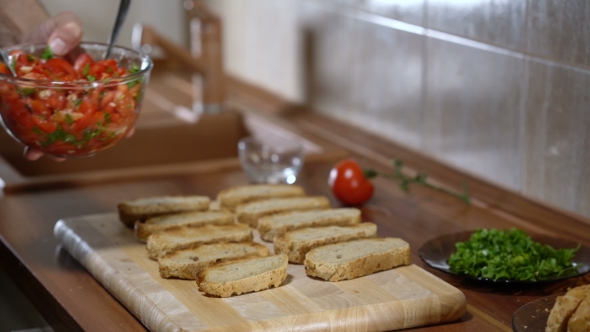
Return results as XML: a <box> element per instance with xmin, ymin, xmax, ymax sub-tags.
<box><xmin>547</xmin><ymin>285</ymin><xmax>590</xmax><ymax>332</ymax></box>
<box><xmin>568</xmin><ymin>293</ymin><xmax>590</xmax><ymax>332</ymax></box>
<box><xmin>236</xmin><ymin>196</ymin><xmax>331</xmax><ymax>228</ymax></box>
<box><xmin>158</xmin><ymin>242</ymin><xmax>270</xmax><ymax>279</ymax></box>
<box><xmin>146</xmin><ymin>223</ymin><xmax>252</xmax><ymax>260</ymax></box>
<box><xmin>134</xmin><ymin>210</ymin><xmax>234</xmax><ymax>243</ymax></box>
<box><xmin>274</xmin><ymin>223</ymin><xmax>377</xmax><ymax>263</ymax></box>
<box><xmin>196</xmin><ymin>254</ymin><xmax>288</xmax><ymax>297</ymax></box>
<box><xmin>217</xmin><ymin>184</ymin><xmax>306</xmax><ymax>211</ymax></box>
<box><xmin>304</xmin><ymin>238</ymin><xmax>411</xmax><ymax>281</ymax></box>
<box><xmin>258</xmin><ymin>208</ymin><xmax>361</xmax><ymax>242</ymax></box>
<box><xmin>118</xmin><ymin>196</ymin><xmax>210</xmax><ymax>228</ymax></box>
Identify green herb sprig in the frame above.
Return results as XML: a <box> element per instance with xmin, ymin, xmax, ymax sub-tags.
<box><xmin>365</xmin><ymin>159</ymin><xmax>471</xmax><ymax>204</ymax></box>
<box><xmin>448</xmin><ymin>228</ymin><xmax>580</xmax><ymax>281</ymax></box>
<box><xmin>40</xmin><ymin>46</ymin><xmax>54</xmax><ymax>60</ymax></box>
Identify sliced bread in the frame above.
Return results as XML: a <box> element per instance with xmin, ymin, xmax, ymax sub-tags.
<box><xmin>196</xmin><ymin>254</ymin><xmax>288</xmax><ymax>297</ymax></box>
<box><xmin>146</xmin><ymin>223</ymin><xmax>252</xmax><ymax>260</ymax></box>
<box><xmin>236</xmin><ymin>196</ymin><xmax>331</xmax><ymax>228</ymax></box>
<box><xmin>258</xmin><ymin>208</ymin><xmax>361</xmax><ymax>242</ymax></box>
<box><xmin>274</xmin><ymin>223</ymin><xmax>377</xmax><ymax>263</ymax></box>
<box><xmin>217</xmin><ymin>184</ymin><xmax>306</xmax><ymax>211</ymax></box>
<box><xmin>118</xmin><ymin>195</ymin><xmax>210</xmax><ymax>228</ymax></box>
<box><xmin>158</xmin><ymin>242</ymin><xmax>270</xmax><ymax>279</ymax></box>
<box><xmin>546</xmin><ymin>285</ymin><xmax>590</xmax><ymax>332</ymax></box>
<box><xmin>568</xmin><ymin>293</ymin><xmax>590</xmax><ymax>332</ymax></box>
<box><xmin>134</xmin><ymin>210</ymin><xmax>234</xmax><ymax>242</ymax></box>
<box><xmin>304</xmin><ymin>237</ymin><xmax>411</xmax><ymax>281</ymax></box>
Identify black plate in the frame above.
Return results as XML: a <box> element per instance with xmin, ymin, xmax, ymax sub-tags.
<box><xmin>512</xmin><ymin>293</ymin><xmax>561</xmax><ymax>332</ymax></box>
<box><xmin>418</xmin><ymin>230</ymin><xmax>590</xmax><ymax>284</ymax></box>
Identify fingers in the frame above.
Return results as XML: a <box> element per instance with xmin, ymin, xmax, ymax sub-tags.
<box><xmin>26</xmin><ymin>12</ymin><xmax>83</xmax><ymax>56</ymax></box>
<box><xmin>23</xmin><ymin>147</ymin><xmax>44</xmax><ymax>161</ymax></box>
<box><xmin>126</xmin><ymin>127</ymin><xmax>135</xmax><ymax>138</ymax></box>
<box><xmin>24</xmin><ymin>147</ymin><xmax>65</xmax><ymax>162</ymax></box>
<box><xmin>48</xmin><ymin>12</ymin><xmax>83</xmax><ymax>56</ymax></box>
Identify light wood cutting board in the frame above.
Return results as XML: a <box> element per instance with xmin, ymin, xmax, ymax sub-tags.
<box><xmin>54</xmin><ymin>213</ymin><xmax>466</xmax><ymax>332</ymax></box>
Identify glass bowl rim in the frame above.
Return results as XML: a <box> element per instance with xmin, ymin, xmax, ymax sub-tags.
<box><xmin>238</xmin><ymin>135</ymin><xmax>304</xmax><ymax>153</ymax></box>
<box><xmin>0</xmin><ymin>41</ymin><xmax>153</xmax><ymax>88</ymax></box>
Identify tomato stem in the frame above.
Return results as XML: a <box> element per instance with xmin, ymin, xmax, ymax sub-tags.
<box><xmin>364</xmin><ymin>159</ymin><xmax>471</xmax><ymax>204</ymax></box>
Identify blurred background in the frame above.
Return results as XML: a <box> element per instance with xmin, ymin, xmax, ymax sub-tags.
<box><xmin>38</xmin><ymin>0</ymin><xmax>587</xmax><ymax>221</ymax></box>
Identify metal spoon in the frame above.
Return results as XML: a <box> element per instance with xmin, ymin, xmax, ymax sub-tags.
<box><xmin>104</xmin><ymin>0</ymin><xmax>132</xmax><ymax>59</ymax></box>
<box><xmin>0</xmin><ymin>51</ymin><xmax>17</xmax><ymax>77</ymax></box>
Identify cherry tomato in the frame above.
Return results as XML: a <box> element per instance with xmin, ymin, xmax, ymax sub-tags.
<box><xmin>328</xmin><ymin>158</ymin><xmax>374</xmax><ymax>206</ymax></box>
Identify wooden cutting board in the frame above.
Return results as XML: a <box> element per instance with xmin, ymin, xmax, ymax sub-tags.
<box><xmin>54</xmin><ymin>213</ymin><xmax>466</xmax><ymax>332</ymax></box>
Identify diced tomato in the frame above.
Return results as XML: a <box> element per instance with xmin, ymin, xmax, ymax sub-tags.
<box><xmin>45</xmin><ymin>92</ymin><xmax>66</xmax><ymax>109</ymax></box>
<box><xmin>45</xmin><ymin>58</ymin><xmax>78</xmax><ymax>80</ymax></box>
<box><xmin>128</xmin><ymin>84</ymin><xmax>141</xmax><ymax>98</ymax></box>
<box><xmin>22</xmin><ymin>72</ymin><xmax>48</xmax><ymax>81</ymax></box>
<box><xmin>100</xmin><ymin>91</ymin><xmax>116</xmax><ymax>109</ymax></box>
<box><xmin>1</xmin><ymin>89</ymin><xmax>20</xmax><ymax>102</ymax></box>
<box><xmin>77</xmin><ymin>99</ymin><xmax>95</xmax><ymax>115</ymax></box>
<box><xmin>27</xmin><ymin>100</ymin><xmax>50</xmax><ymax>116</ymax></box>
<box><xmin>87</xmin><ymin>62</ymin><xmax>108</xmax><ymax>80</ymax></box>
<box><xmin>0</xmin><ymin>63</ymin><xmax>9</xmax><ymax>75</ymax></box>
<box><xmin>109</xmin><ymin>113</ymin><xmax>121</xmax><ymax>123</ymax></box>
<box><xmin>9</xmin><ymin>50</ymin><xmax>30</xmax><ymax>67</ymax></box>
<box><xmin>70</xmin><ymin>112</ymin><xmax>93</xmax><ymax>133</ymax></box>
<box><xmin>0</xmin><ymin>49</ymin><xmax>145</xmax><ymax>157</ymax></box>
<box><xmin>31</xmin><ymin>115</ymin><xmax>57</xmax><ymax>133</ymax></box>
<box><xmin>74</xmin><ymin>53</ymin><xmax>94</xmax><ymax>74</ymax></box>
<box><xmin>116</xmin><ymin>95</ymin><xmax>136</xmax><ymax>117</ymax></box>
<box><xmin>47</xmin><ymin>141</ymin><xmax>76</xmax><ymax>155</ymax></box>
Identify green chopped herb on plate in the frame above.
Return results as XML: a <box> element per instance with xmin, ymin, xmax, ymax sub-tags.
<box><xmin>448</xmin><ymin>228</ymin><xmax>580</xmax><ymax>282</ymax></box>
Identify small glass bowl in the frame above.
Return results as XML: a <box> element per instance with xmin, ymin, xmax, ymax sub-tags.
<box><xmin>0</xmin><ymin>42</ymin><xmax>153</xmax><ymax>158</ymax></box>
<box><xmin>238</xmin><ymin>135</ymin><xmax>304</xmax><ymax>184</ymax></box>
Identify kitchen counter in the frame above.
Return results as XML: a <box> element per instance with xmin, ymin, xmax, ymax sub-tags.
<box><xmin>1</xmin><ymin>68</ymin><xmax>590</xmax><ymax>332</ymax></box>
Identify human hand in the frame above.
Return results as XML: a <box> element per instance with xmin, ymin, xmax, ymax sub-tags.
<box><xmin>27</xmin><ymin>11</ymin><xmax>83</xmax><ymax>57</ymax></box>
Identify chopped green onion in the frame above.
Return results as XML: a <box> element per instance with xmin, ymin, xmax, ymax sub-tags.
<box><xmin>448</xmin><ymin>228</ymin><xmax>580</xmax><ymax>282</ymax></box>
<box><xmin>19</xmin><ymin>88</ymin><xmax>36</xmax><ymax>96</ymax></box>
<box><xmin>127</xmin><ymin>78</ymin><xmax>141</xmax><ymax>89</ymax></box>
<box><xmin>129</xmin><ymin>63</ymin><xmax>140</xmax><ymax>74</ymax></box>
<box><xmin>41</xmin><ymin>46</ymin><xmax>53</xmax><ymax>60</ymax></box>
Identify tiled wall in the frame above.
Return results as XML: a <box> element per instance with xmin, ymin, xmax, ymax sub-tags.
<box><xmin>206</xmin><ymin>0</ymin><xmax>590</xmax><ymax>219</ymax></box>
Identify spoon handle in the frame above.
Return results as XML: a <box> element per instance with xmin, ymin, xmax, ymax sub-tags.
<box><xmin>105</xmin><ymin>0</ymin><xmax>132</xmax><ymax>59</ymax></box>
<box><xmin>0</xmin><ymin>51</ymin><xmax>17</xmax><ymax>77</ymax></box>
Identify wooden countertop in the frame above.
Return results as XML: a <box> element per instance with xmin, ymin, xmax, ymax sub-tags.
<box><xmin>1</xmin><ymin>70</ymin><xmax>590</xmax><ymax>332</ymax></box>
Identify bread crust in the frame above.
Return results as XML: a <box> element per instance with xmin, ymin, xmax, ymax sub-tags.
<box><xmin>134</xmin><ymin>210</ymin><xmax>234</xmax><ymax>243</ymax></box>
<box><xmin>217</xmin><ymin>184</ymin><xmax>306</xmax><ymax>211</ymax></box>
<box><xmin>274</xmin><ymin>223</ymin><xmax>377</xmax><ymax>263</ymax></box>
<box><xmin>196</xmin><ymin>254</ymin><xmax>288</xmax><ymax>297</ymax></box>
<box><xmin>146</xmin><ymin>224</ymin><xmax>252</xmax><ymax>260</ymax></box>
<box><xmin>235</xmin><ymin>196</ymin><xmax>331</xmax><ymax>227</ymax></box>
<box><xmin>304</xmin><ymin>238</ymin><xmax>411</xmax><ymax>281</ymax></box>
<box><xmin>158</xmin><ymin>242</ymin><xmax>270</xmax><ymax>279</ymax></box>
<box><xmin>259</xmin><ymin>208</ymin><xmax>361</xmax><ymax>242</ymax></box>
<box><xmin>118</xmin><ymin>196</ymin><xmax>210</xmax><ymax>228</ymax></box>
<box><xmin>568</xmin><ymin>293</ymin><xmax>590</xmax><ymax>332</ymax></box>
<box><xmin>546</xmin><ymin>285</ymin><xmax>590</xmax><ymax>332</ymax></box>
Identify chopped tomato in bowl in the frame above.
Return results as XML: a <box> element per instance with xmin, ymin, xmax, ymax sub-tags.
<box><xmin>0</xmin><ymin>42</ymin><xmax>153</xmax><ymax>158</ymax></box>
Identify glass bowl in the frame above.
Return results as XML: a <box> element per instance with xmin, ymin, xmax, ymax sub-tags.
<box><xmin>0</xmin><ymin>42</ymin><xmax>153</xmax><ymax>158</ymax></box>
<box><xmin>238</xmin><ymin>135</ymin><xmax>304</xmax><ymax>184</ymax></box>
